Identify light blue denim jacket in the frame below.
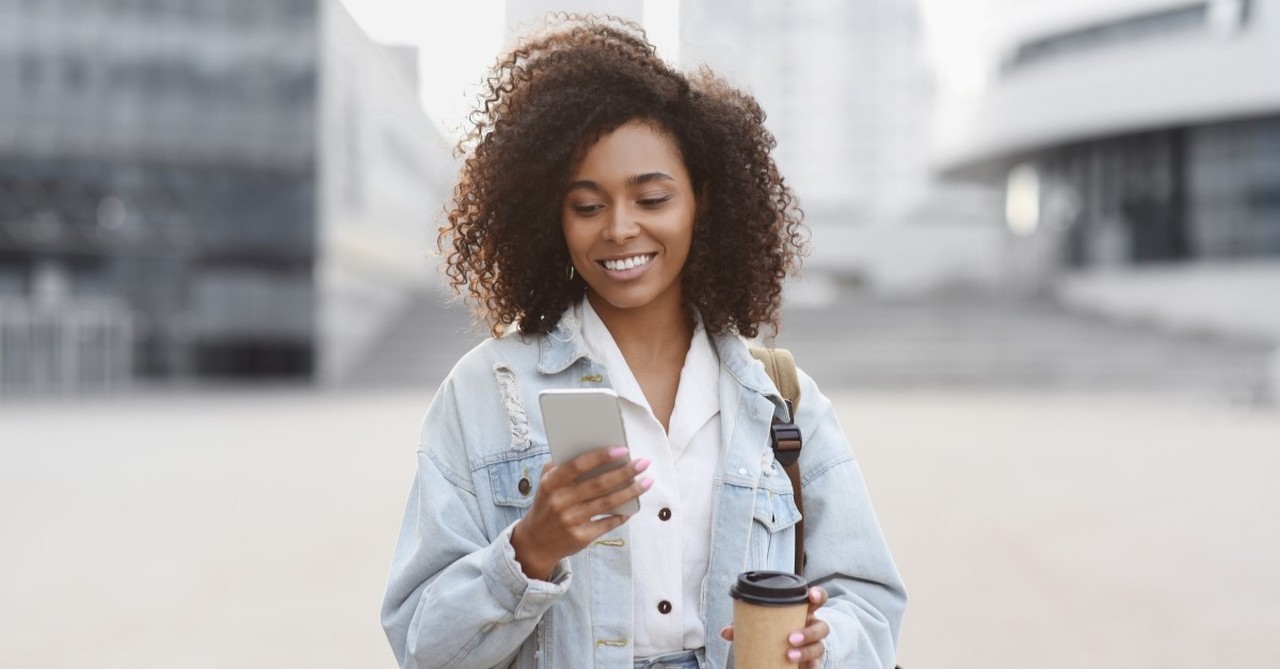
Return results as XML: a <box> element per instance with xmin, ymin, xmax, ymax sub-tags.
<box><xmin>381</xmin><ymin>308</ymin><xmax>906</xmax><ymax>668</ymax></box>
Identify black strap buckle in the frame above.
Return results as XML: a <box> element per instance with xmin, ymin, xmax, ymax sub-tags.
<box><xmin>770</xmin><ymin>419</ymin><xmax>803</xmax><ymax>467</ymax></box>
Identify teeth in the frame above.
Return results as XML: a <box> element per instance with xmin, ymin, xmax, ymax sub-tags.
<box><xmin>603</xmin><ymin>254</ymin><xmax>653</xmax><ymax>271</ymax></box>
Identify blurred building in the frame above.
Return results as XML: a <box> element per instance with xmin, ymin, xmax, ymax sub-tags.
<box><xmin>680</xmin><ymin>0</ymin><xmax>1005</xmax><ymax>294</ymax></box>
<box><xmin>0</xmin><ymin>0</ymin><xmax>452</xmax><ymax>394</ymax></box>
<box><xmin>936</xmin><ymin>0</ymin><xmax>1280</xmax><ymax>340</ymax></box>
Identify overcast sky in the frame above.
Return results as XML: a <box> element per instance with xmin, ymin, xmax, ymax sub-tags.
<box><xmin>340</xmin><ymin>0</ymin><xmax>996</xmax><ymax>140</ymax></box>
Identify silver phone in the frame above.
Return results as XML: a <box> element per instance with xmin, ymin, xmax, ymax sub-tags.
<box><xmin>538</xmin><ymin>388</ymin><xmax>640</xmax><ymax>516</ymax></box>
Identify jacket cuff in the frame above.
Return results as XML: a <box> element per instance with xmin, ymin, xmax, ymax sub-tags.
<box><xmin>483</xmin><ymin>523</ymin><xmax>572</xmax><ymax>620</ymax></box>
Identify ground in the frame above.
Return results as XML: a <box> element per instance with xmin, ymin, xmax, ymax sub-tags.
<box><xmin>2</xmin><ymin>385</ymin><xmax>1277</xmax><ymax>668</ymax></box>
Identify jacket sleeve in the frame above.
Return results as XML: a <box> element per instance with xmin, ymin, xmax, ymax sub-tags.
<box><xmin>795</xmin><ymin>372</ymin><xmax>908</xmax><ymax>669</ymax></box>
<box><xmin>381</xmin><ymin>377</ymin><xmax>571</xmax><ymax>669</ymax></box>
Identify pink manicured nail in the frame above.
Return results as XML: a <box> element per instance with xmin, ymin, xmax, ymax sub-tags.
<box><xmin>608</xmin><ymin>447</ymin><xmax>629</xmax><ymax>458</ymax></box>
<box><xmin>789</xmin><ymin>632</ymin><xmax>805</xmax><ymax>645</ymax></box>
<box><xmin>634</xmin><ymin>458</ymin><xmax>651</xmax><ymax>473</ymax></box>
<box><xmin>639</xmin><ymin>477</ymin><xmax>654</xmax><ymax>491</ymax></box>
<box><xmin>787</xmin><ymin>649</ymin><xmax>802</xmax><ymax>661</ymax></box>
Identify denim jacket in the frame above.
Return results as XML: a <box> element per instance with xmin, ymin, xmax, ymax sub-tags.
<box><xmin>381</xmin><ymin>308</ymin><xmax>906</xmax><ymax>668</ymax></box>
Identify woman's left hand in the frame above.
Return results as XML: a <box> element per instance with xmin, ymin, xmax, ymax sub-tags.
<box><xmin>720</xmin><ymin>585</ymin><xmax>830</xmax><ymax>667</ymax></box>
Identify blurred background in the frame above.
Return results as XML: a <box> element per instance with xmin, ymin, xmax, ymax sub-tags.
<box><xmin>1</xmin><ymin>0</ymin><xmax>1278</xmax><ymax>667</ymax></box>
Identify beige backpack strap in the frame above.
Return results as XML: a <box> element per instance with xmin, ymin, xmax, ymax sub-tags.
<box><xmin>749</xmin><ymin>347</ymin><xmax>805</xmax><ymax>575</ymax></box>
<box><xmin>751</xmin><ymin>347</ymin><xmax>801</xmax><ymax>413</ymax></box>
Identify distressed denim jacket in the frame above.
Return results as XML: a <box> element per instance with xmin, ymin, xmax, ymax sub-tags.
<box><xmin>381</xmin><ymin>308</ymin><xmax>907</xmax><ymax>668</ymax></box>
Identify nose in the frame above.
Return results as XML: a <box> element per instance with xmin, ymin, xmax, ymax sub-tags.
<box><xmin>602</xmin><ymin>205</ymin><xmax>640</xmax><ymax>242</ymax></box>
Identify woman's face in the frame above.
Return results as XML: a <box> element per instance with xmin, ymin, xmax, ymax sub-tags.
<box><xmin>561</xmin><ymin>120</ymin><xmax>696</xmax><ymax>317</ymax></box>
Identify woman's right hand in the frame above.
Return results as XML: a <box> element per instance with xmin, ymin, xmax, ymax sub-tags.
<box><xmin>510</xmin><ymin>446</ymin><xmax>651</xmax><ymax>581</ymax></box>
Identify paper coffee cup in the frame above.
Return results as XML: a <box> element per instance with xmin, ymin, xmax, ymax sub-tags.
<box><xmin>729</xmin><ymin>571</ymin><xmax>810</xmax><ymax>669</ymax></box>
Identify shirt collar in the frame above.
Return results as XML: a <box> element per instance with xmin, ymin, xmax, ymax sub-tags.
<box><xmin>578</xmin><ymin>299</ymin><xmax>647</xmax><ymax>407</ymax></box>
<box><xmin>577</xmin><ymin>300</ymin><xmax>720</xmax><ymax>453</ymax></box>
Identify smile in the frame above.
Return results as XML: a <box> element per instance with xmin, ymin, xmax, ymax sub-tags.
<box><xmin>599</xmin><ymin>253</ymin><xmax>656</xmax><ymax>272</ymax></box>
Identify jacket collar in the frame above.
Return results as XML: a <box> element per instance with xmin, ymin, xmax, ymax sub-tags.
<box><xmin>711</xmin><ymin>331</ymin><xmax>791</xmax><ymax>418</ymax></box>
<box><xmin>536</xmin><ymin>305</ymin><xmax>592</xmax><ymax>375</ymax></box>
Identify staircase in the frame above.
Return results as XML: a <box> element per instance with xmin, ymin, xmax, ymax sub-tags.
<box><xmin>775</xmin><ymin>293</ymin><xmax>1273</xmax><ymax>402</ymax></box>
<box><xmin>344</xmin><ymin>289</ymin><xmax>1275</xmax><ymax>403</ymax></box>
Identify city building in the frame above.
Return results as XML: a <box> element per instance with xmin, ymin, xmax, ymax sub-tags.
<box><xmin>934</xmin><ymin>0</ymin><xmax>1280</xmax><ymax>339</ymax></box>
<box><xmin>679</xmin><ymin>0</ymin><xmax>1004</xmax><ymax>294</ymax></box>
<box><xmin>0</xmin><ymin>0</ymin><xmax>453</xmax><ymax>394</ymax></box>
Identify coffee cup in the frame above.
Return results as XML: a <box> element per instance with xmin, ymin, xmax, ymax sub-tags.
<box><xmin>729</xmin><ymin>571</ymin><xmax>810</xmax><ymax>669</ymax></box>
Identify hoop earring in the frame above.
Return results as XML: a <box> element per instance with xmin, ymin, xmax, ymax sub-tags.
<box><xmin>566</xmin><ymin>264</ymin><xmax>575</xmax><ymax>281</ymax></box>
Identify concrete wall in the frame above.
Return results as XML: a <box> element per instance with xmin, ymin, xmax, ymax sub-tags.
<box><xmin>315</xmin><ymin>0</ymin><xmax>455</xmax><ymax>384</ymax></box>
<box><xmin>1054</xmin><ymin>260</ymin><xmax>1280</xmax><ymax>342</ymax></box>
<box><xmin>804</xmin><ymin>220</ymin><xmax>1008</xmax><ymax>297</ymax></box>
<box><xmin>937</xmin><ymin>0</ymin><xmax>1280</xmax><ymax>177</ymax></box>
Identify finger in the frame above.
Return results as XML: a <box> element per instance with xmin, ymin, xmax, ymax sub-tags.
<box><xmin>785</xmin><ymin>640</ymin><xmax>825</xmax><ymax>664</ymax></box>
<box><xmin>788</xmin><ymin>618</ymin><xmax>830</xmax><ymax>649</ymax></box>
<box><xmin>574</xmin><ymin>476</ymin><xmax>652</xmax><ymax>521</ymax></box>
<box><xmin>542</xmin><ymin>446</ymin><xmax>627</xmax><ymax>489</ymax></box>
<box><xmin>720</xmin><ymin>625</ymin><xmax>734</xmax><ymax>641</ymax></box>
<box><xmin>564</xmin><ymin>445</ymin><xmax>630</xmax><ymax>479</ymax></box>
<box><xmin>571</xmin><ymin>457</ymin><xmax>649</xmax><ymax>500</ymax></box>
<box><xmin>806</xmin><ymin>586</ymin><xmax>828</xmax><ymax>614</ymax></box>
<box><xmin>576</xmin><ymin>508</ymin><xmax>630</xmax><ymax>542</ymax></box>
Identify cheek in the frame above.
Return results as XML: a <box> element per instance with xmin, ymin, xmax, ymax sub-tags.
<box><xmin>561</xmin><ymin>220</ymin><xmax>587</xmax><ymax>255</ymax></box>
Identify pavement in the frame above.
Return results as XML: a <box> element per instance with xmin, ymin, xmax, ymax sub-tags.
<box><xmin>3</xmin><ymin>385</ymin><xmax>1278</xmax><ymax>668</ymax></box>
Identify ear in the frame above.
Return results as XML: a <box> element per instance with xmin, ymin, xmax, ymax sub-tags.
<box><xmin>696</xmin><ymin>182</ymin><xmax>712</xmax><ymax>220</ymax></box>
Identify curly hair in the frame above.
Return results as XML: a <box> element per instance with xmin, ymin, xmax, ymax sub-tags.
<box><xmin>440</xmin><ymin>14</ymin><xmax>806</xmax><ymax>338</ymax></box>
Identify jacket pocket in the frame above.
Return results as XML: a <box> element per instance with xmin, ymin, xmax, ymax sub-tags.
<box><xmin>751</xmin><ymin>485</ymin><xmax>802</xmax><ymax>569</ymax></box>
<box><xmin>483</xmin><ymin>449</ymin><xmax>550</xmax><ymax>530</ymax></box>
<box><xmin>753</xmin><ymin>486</ymin><xmax>802</xmax><ymax>532</ymax></box>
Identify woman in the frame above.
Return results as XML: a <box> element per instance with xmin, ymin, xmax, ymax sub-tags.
<box><xmin>381</xmin><ymin>15</ymin><xmax>906</xmax><ymax>669</ymax></box>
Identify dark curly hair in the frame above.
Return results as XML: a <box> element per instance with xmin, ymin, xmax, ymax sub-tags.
<box><xmin>440</xmin><ymin>14</ymin><xmax>806</xmax><ymax>338</ymax></box>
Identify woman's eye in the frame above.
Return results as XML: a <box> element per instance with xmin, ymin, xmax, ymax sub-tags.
<box><xmin>638</xmin><ymin>196</ymin><xmax>670</xmax><ymax>208</ymax></box>
<box><xmin>571</xmin><ymin>204</ymin><xmax>604</xmax><ymax>215</ymax></box>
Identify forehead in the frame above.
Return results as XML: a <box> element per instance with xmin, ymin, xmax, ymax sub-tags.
<box><xmin>570</xmin><ymin>120</ymin><xmax>688</xmax><ymax>178</ymax></box>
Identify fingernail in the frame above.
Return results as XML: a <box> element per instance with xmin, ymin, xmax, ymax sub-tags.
<box><xmin>787</xmin><ymin>649</ymin><xmax>802</xmax><ymax>661</ymax></box>
<box><xmin>634</xmin><ymin>458</ymin><xmax>651</xmax><ymax>473</ymax></box>
<box><xmin>789</xmin><ymin>632</ymin><xmax>805</xmax><ymax>645</ymax></box>
<box><xmin>608</xmin><ymin>447</ymin><xmax>628</xmax><ymax>458</ymax></box>
<box><xmin>640</xmin><ymin>477</ymin><xmax>654</xmax><ymax>491</ymax></box>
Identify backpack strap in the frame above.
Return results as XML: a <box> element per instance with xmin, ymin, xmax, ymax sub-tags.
<box><xmin>749</xmin><ymin>347</ymin><xmax>805</xmax><ymax>575</ymax></box>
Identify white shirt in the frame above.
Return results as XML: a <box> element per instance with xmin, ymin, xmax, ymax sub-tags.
<box><xmin>577</xmin><ymin>300</ymin><xmax>722</xmax><ymax>656</ymax></box>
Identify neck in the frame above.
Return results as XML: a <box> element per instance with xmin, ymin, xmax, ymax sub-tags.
<box><xmin>586</xmin><ymin>290</ymin><xmax>693</xmax><ymax>367</ymax></box>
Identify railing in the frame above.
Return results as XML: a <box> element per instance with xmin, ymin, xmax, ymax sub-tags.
<box><xmin>0</xmin><ymin>297</ymin><xmax>132</xmax><ymax>397</ymax></box>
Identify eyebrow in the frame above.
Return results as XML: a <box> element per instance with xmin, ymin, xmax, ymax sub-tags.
<box><xmin>566</xmin><ymin>172</ymin><xmax>675</xmax><ymax>193</ymax></box>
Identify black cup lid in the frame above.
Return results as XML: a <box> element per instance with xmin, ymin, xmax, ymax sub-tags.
<box><xmin>729</xmin><ymin>571</ymin><xmax>810</xmax><ymax>606</ymax></box>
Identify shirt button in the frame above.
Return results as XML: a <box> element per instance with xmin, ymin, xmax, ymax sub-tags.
<box><xmin>738</xmin><ymin>467</ymin><xmax>748</xmax><ymax>476</ymax></box>
<box><xmin>658</xmin><ymin>507</ymin><xmax>672</xmax><ymax>521</ymax></box>
<box><xmin>517</xmin><ymin>478</ymin><xmax>531</xmax><ymax>495</ymax></box>
<box><xmin>657</xmin><ymin>600</ymin><xmax>672</xmax><ymax>614</ymax></box>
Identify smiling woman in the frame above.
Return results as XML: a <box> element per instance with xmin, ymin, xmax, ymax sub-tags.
<box><xmin>439</xmin><ymin>14</ymin><xmax>806</xmax><ymax>340</ymax></box>
<box><xmin>561</xmin><ymin>121</ymin><xmax>696</xmax><ymax>321</ymax></box>
<box><xmin>381</xmin><ymin>14</ymin><xmax>906</xmax><ymax>669</ymax></box>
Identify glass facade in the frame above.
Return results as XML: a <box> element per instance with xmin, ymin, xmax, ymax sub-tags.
<box><xmin>1187</xmin><ymin>116</ymin><xmax>1280</xmax><ymax>258</ymax></box>
<box><xmin>0</xmin><ymin>0</ymin><xmax>320</xmax><ymax>382</ymax></box>
<box><xmin>1041</xmin><ymin>116</ymin><xmax>1280</xmax><ymax>268</ymax></box>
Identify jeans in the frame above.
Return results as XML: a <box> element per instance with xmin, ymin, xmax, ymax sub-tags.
<box><xmin>633</xmin><ymin>648</ymin><xmax>706</xmax><ymax>669</ymax></box>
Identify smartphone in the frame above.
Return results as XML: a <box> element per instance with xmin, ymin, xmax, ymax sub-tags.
<box><xmin>538</xmin><ymin>388</ymin><xmax>640</xmax><ymax>516</ymax></box>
